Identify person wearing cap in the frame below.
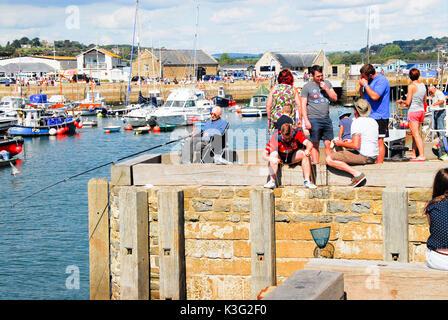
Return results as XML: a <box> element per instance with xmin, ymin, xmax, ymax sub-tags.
<box><xmin>331</xmin><ymin>110</ymin><xmax>353</xmax><ymax>152</ymax></box>
<box><xmin>326</xmin><ymin>99</ymin><xmax>379</xmax><ymax>187</ymax></box>
<box><xmin>358</xmin><ymin>64</ymin><xmax>390</xmax><ymax>163</ymax></box>
<box><xmin>338</xmin><ymin>110</ymin><xmax>353</xmax><ymax>141</ymax></box>
<box><xmin>263</xmin><ymin>122</ymin><xmax>316</xmax><ymax>189</ymax></box>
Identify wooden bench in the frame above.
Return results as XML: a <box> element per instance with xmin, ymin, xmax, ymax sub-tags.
<box><xmin>261</xmin><ymin>269</ymin><xmax>345</xmax><ymax>300</ymax></box>
<box><xmin>304</xmin><ymin>258</ymin><xmax>448</xmax><ymax>300</ymax></box>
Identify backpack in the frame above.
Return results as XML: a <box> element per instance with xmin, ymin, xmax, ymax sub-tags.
<box><xmin>432</xmin><ymin>135</ymin><xmax>448</xmax><ymax>160</ymax></box>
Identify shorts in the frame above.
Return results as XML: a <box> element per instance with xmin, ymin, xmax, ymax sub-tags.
<box><xmin>408</xmin><ymin>110</ymin><xmax>425</xmax><ymax>123</ymax></box>
<box><xmin>376</xmin><ymin>119</ymin><xmax>389</xmax><ymax>138</ymax></box>
<box><xmin>280</xmin><ymin>149</ymin><xmax>304</xmax><ymax>164</ymax></box>
<box><xmin>309</xmin><ymin>118</ymin><xmax>334</xmax><ymax>143</ymax></box>
<box><xmin>330</xmin><ymin>149</ymin><xmax>376</xmax><ymax>165</ymax></box>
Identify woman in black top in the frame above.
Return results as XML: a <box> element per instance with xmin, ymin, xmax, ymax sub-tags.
<box><xmin>425</xmin><ymin>168</ymin><xmax>448</xmax><ymax>270</ymax></box>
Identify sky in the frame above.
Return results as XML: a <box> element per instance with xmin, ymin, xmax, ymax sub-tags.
<box><xmin>0</xmin><ymin>0</ymin><xmax>446</xmax><ymax>54</ymax></box>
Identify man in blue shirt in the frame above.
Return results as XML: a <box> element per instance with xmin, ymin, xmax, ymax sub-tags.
<box><xmin>180</xmin><ymin>106</ymin><xmax>229</xmax><ymax>163</ymax></box>
<box><xmin>358</xmin><ymin>64</ymin><xmax>390</xmax><ymax>163</ymax></box>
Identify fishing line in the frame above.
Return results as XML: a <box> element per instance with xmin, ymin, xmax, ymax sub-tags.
<box><xmin>11</xmin><ymin>135</ymin><xmax>190</xmax><ymax>208</ymax></box>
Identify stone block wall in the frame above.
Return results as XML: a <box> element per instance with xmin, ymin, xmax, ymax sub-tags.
<box><xmin>108</xmin><ymin>185</ymin><xmax>432</xmax><ymax>300</ymax></box>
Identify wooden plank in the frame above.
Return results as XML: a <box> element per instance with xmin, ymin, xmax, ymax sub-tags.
<box><xmin>132</xmin><ymin>163</ymin><xmax>326</xmax><ymax>186</ymax></box>
<box><xmin>262</xmin><ymin>270</ymin><xmax>344</xmax><ymax>300</ymax></box>
<box><xmin>250</xmin><ymin>189</ymin><xmax>276</xmax><ymax>299</ymax></box>
<box><xmin>88</xmin><ymin>178</ymin><xmax>110</xmax><ymax>300</ymax></box>
<box><xmin>119</xmin><ymin>187</ymin><xmax>149</xmax><ymax>300</ymax></box>
<box><xmin>158</xmin><ymin>189</ymin><xmax>186</xmax><ymax>300</ymax></box>
<box><xmin>304</xmin><ymin>259</ymin><xmax>448</xmax><ymax>300</ymax></box>
<box><xmin>327</xmin><ymin>161</ymin><xmax>447</xmax><ymax>188</ymax></box>
<box><xmin>111</xmin><ymin>154</ymin><xmax>162</xmax><ymax>186</ymax></box>
<box><xmin>383</xmin><ymin>187</ymin><xmax>408</xmax><ymax>262</ymax></box>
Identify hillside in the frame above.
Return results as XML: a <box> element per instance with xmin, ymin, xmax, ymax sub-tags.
<box><xmin>329</xmin><ymin>36</ymin><xmax>447</xmax><ymax>66</ymax></box>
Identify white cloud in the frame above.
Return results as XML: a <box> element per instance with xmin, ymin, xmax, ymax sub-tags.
<box><xmin>210</xmin><ymin>7</ymin><xmax>254</xmax><ymax>24</ymax></box>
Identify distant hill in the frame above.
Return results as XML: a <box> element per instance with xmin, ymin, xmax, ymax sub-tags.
<box><xmin>212</xmin><ymin>53</ymin><xmax>262</xmax><ymax>59</ymax></box>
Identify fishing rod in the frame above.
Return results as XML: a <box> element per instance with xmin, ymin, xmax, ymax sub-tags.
<box><xmin>11</xmin><ymin>135</ymin><xmax>190</xmax><ymax>208</ymax></box>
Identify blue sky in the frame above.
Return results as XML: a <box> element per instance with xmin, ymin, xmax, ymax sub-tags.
<box><xmin>1</xmin><ymin>0</ymin><xmax>446</xmax><ymax>54</ymax></box>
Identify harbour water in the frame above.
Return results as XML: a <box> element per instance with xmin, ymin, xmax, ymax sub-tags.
<box><xmin>0</xmin><ymin>104</ymin><xmax>369</xmax><ymax>300</ymax></box>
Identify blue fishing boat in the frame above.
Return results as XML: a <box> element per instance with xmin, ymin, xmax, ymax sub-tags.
<box><xmin>7</xmin><ymin>108</ymin><xmax>80</xmax><ymax>137</ymax></box>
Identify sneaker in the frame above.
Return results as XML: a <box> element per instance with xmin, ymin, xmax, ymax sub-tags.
<box><xmin>214</xmin><ymin>155</ymin><xmax>232</xmax><ymax>165</ymax></box>
<box><xmin>304</xmin><ymin>180</ymin><xmax>317</xmax><ymax>189</ymax></box>
<box><xmin>264</xmin><ymin>179</ymin><xmax>276</xmax><ymax>189</ymax></box>
<box><xmin>349</xmin><ymin>173</ymin><xmax>366</xmax><ymax>187</ymax></box>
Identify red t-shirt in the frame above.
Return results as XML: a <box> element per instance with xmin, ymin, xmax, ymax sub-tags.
<box><xmin>265</xmin><ymin>129</ymin><xmax>309</xmax><ymax>159</ymax></box>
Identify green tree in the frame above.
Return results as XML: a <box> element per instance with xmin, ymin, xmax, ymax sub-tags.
<box><xmin>379</xmin><ymin>44</ymin><xmax>403</xmax><ymax>58</ymax></box>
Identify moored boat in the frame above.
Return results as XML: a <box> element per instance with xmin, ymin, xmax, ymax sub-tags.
<box><xmin>239</xmin><ymin>84</ymin><xmax>269</xmax><ymax>118</ymax></box>
<box><xmin>212</xmin><ymin>86</ymin><xmax>236</xmax><ymax>108</ymax></box>
<box><xmin>7</xmin><ymin>108</ymin><xmax>80</xmax><ymax>137</ymax></box>
<box><xmin>148</xmin><ymin>87</ymin><xmax>213</xmax><ymax>126</ymax></box>
<box><xmin>103</xmin><ymin>125</ymin><xmax>121</xmax><ymax>133</ymax></box>
<box><xmin>0</xmin><ymin>135</ymin><xmax>24</xmax><ymax>157</ymax></box>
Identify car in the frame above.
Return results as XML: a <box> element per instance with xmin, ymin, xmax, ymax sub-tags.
<box><xmin>131</xmin><ymin>76</ymin><xmax>146</xmax><ymax>82</ymax></box>
<box><xmin>203</xmin><ymin>75</ymin><xmax>222</xmax><ymax>81</ymax></box>
<box><xmin>72</xmin><ymin>74</ymin><xmax>91</xmax><ymax>83</ymax></box>
<box><xmin>0</xmin><ymin>77</ymin><xmax>7</xmax><ymax>84</ymax></box>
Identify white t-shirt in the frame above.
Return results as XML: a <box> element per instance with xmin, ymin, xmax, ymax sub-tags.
<box><xmin>350</xmin><ymin>117</ymin><xmax>379</xmax><ymax>158</ymax></box>
<box><xmin>431</xmin><ymin>90</ymin><xmax>447</xmax><ymax>110</ymax></box>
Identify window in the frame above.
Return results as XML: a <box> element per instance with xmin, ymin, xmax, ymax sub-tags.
<box><xmin>260</xmin><ymin>66</ymin><xmax>275</xmax><ymax>72</ymax></box>
<box><xmin>144</xmin><ymin>64</ymin><xmax>149</xmax><ymax>72</ymax></box>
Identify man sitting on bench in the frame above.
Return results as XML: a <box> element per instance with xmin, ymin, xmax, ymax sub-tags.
<box><xmin>263</xmin><ymin>120</ymin><xmax>316</xmax><ymax>189</ymax></box>
<box><xmin>180</xmin><ymin>106</ymin><xmax>229</xmax><ymax>164</ymax></box>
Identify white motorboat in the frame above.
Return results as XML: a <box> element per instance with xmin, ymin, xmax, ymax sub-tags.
<box><xmin>0</xmin><ymin>96</ymin><xmax>26</xmax><ymax>117</ymax></box>
<box><xmin>122</xmin><ymin>104</ymin><xmax>157</xmax><ymax>127</ymax></box>
<box><xmin>147</xmin><ymin>88</ymin><xmax>164</xmax><ymax>107</ymax></box>
<box><xmin>239</xmin><ymin>84</ymin><xmax>269</xmax><ymax>118</ymax></box>
<box><xmin>147</xmin><ymin>87</ymin><xmax>213</xmax><ymax>126</ymax></box>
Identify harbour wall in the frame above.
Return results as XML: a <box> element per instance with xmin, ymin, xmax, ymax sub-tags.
<box><xmin>2</xmin><ymin>74</ymin><xmax>445</xmax><ymax>105</ymax></box>
<box><xmin>90</xmin><ymin>179</ymin><xmax>432</xmax><ymax>300</ymax></box>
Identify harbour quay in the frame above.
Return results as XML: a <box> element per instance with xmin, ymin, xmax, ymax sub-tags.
<box><xmin>1</xmin><ymin>73</ymin><xmax>445</xmax><ymax>106</ymax></box>
<box><xmin>88</xmin><ymin>150</ymin><xmax>448</xmax><ymax>301</ymax></box>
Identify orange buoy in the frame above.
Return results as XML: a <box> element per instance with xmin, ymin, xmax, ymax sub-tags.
<box><xmin>153</xmin><ymin>126</ymin><xmax>160</xmax><ymax>133</ymax></box>
<box><xmin>125</xmin><ymin>125</ymin><xmax>133</xmax><ymax>131</ymax></box>
<box><xmin>105</xmin><ymin>130</ymin><xmax>111</xmax><ymax>134</ymax></box>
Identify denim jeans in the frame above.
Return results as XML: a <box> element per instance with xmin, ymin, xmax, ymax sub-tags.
<box><xmin>433</xmin><ymin>110</ymin><xmax>446</xmax><ymax>137</ymax></box>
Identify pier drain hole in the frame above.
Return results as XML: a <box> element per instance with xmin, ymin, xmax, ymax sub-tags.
<box><xmin>257</xmin><ymin>253</ymin><xmax>264</xmax><ymax>261</ymax></box>
<box><xmin>392</xmin><ymin>253</ymin><xmax>399</xmax><ymax>261</ymax></box>
<box><xmin>126</xmin><ymin>248</ymin><xmax>133</xmax><ymax>255</ymax></box>
<box><xmin>164</xmin><ymin>248</ymin><xmax>171</xmax><ymax>256</ymax></box>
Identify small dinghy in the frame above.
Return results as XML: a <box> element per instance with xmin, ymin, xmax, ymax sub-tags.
<box><xmin>103</xmin><ymin>125</ymin><xmax>121</xmax><ymax>133</ymax></box>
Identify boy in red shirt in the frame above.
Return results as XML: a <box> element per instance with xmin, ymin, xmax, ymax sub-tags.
<box><xmin>263</xmin><ymin>122</ymin><xmax>316</xmax><ymax>189</ymax></box>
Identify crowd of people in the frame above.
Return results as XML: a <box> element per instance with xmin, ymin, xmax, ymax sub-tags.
<box><xmin>177</xmin><ymin>64</ymin><xmax>448</xmax><ymax>270</ymax></box>
<box><xmin>262</xmin><ymin>64</ymin><xmax>391</xmax><ymax>189</ymax></box>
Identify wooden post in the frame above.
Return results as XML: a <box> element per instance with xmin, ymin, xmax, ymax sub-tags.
<box><xmin>158</xmin><ymin>189</ymin><xmax>186</xmax><ymax>300</ymax></box>
<box><xmin>382</xmin><ymin>187</ymin><xmax>409</xmax><ymax>262</ymax></box>
<box><xmin>88</xmin><ymin>178</ymin><xmax>110</xmax><ymax>300</ymax></box>
<box><xmin>119</xmin><ymin>187</ymin><xmax>149</xmax><ymax>300</ymax></box>
<box><xmin>250</xmin><ymin>188</ymin><xmax>276</xmax><ymax>299</ymax></box>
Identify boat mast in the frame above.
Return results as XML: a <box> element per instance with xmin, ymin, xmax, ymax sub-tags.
<box><xmin>366</xmin><ymin>6</ymin><xmax>371</xmax><ymax>64</ymax></box>
<box><xmin>126</xmin><ymin>0</ymin><xmax>139</xmax><ymax>107</ymax></box>
<box><xmin>188</xmin><ymin>1</ymin><xmax>199</xmax><ymax>85</ymax></box>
